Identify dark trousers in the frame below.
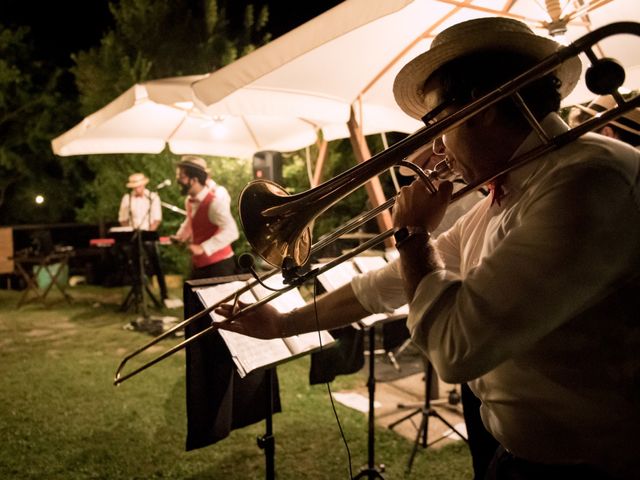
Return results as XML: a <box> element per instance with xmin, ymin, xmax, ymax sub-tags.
<box><xmin>190</xmin><ymin>256</ymin><xmax>238</xmax><ymax>280</ymax></box>
<box><xmin>485</xmin><ymin>446</ymin><xmax>620</xmax><ymax>480</ymax></box>
<box><xmin>461</xmin><ymin>383</ymin><xmax>500</xmax><ymax>480</ymax></box>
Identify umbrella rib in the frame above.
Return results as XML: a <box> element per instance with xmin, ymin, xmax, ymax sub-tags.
<box><xmin>436</xmin><ymin>0</ymin><xmax>534</xmax><ymax>24</ymax></box>
<box><xmin>361</xmin><ymin>0</ymin><xmax>474</xmax><ymax>98</ymax></box>
<box><xmin>566</xmin><ymin>0</ymin><xmax>614</xmax><ymax>22</ymax></box>
<box><xmin>166</xmin><ymin>110</ymin><xmax>190</xmax><ymax>144</ymax></box>
<box><xmin>241</xmin><ymin>116</ymin><xmax>261</xmax><ymax>149</ymax></box>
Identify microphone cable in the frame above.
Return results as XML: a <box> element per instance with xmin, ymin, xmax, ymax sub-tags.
<box><xmin>242</xmin><ymin>251</ymin><xmax>355</xmax><ymax>478</ymax></box>
<box><xmin>312</xmin><ymin>277</ymin><xmax>354</xmax><ymax>479</ymax></box>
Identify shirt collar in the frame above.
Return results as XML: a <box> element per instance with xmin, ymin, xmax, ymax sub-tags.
<box><xmin>504</xmin><ymin>113</ymin><xmax>569</xmax><ymax>194</ymax></box>
<box><xmin>191</xmin><ymin>186</ymin><xmax>210</xmax><ymax>203</ymax></box>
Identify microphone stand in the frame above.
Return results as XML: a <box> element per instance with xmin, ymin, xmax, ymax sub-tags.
<box><xmin>161</xmin><ymin>201</ymin><xmax>187</xmax><ymax>216</ymax></box>
<box><xmin>134</xmin><ymin>224</ymin><xmax>148</xmax><ymax>318</ymax></box>
<box><xmin>121</xmin><ymin>190</ymin><xmax>161</xmax><ymax>316</ymax></box>
<box><xmin>157</xmin><ymin>179</ymin><xmax>187</xmax><ymax>216</ymax></box>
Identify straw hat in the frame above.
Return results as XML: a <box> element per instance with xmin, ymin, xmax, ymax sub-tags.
<box><xmin>126</xmin><ymin>172</ymin><xmax>149</xmax><ymax>188</ymax></box>
<box><xmin>394</xmin><ymin>17</ymin><xmax>582</xmax><ymax>120</ymax></box>
<box><xmin>574</xmin><ymin>95</ymin><xmax>640</xmax><ymax>136</ymax></box>
<box><xmin>177</xmin><ymin>155</ymin><xmax>210</xmax><ymax>174</ymax></box>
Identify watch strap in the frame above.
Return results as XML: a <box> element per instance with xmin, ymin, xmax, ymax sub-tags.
<box><xmin>394</xmin><ymin>226</ymin><xmax>430</xmax><ymax>249</ymax></box>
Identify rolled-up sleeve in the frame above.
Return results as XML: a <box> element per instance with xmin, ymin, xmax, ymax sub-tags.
<box><xmin>351</xmin><ymin>259</ymin><xmax>406</xmax><ymax>313</ymax></box>
<box><xmin>351</xmin><ymin>208</ymin><xmax>469</xmax><ymax>315</ymax></box>
<box><xmin>408</xmin><ymin>162</ymin><xmax>640</xmax><ymax>384</ymax></box>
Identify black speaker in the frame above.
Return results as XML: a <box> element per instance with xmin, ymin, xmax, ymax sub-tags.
<box><xmin>252</xmin><ymin>150</ymin><xmax>283</xmax><ymax>185</ymax></box>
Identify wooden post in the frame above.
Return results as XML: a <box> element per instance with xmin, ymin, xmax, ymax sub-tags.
<box><xmin>346</xmin><ymin>106</ymin><xmax>394</xmax><ymax>247</ymax></box>
<box><xmin>311</xmin><ymin>138</ymin><xmax>328</xmax><ymax>188</ymax></box>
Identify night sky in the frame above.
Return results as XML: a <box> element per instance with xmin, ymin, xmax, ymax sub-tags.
<box><xmin>1</xmin><ymin>1</ymin><xmax>343</xmax><ymax>67</ymax></box>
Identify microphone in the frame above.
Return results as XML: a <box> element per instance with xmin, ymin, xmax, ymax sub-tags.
<box><xmin>156</xmin><ymin>179</ymin><xmax>171</xmax><ymax>190</ymax></box>
<box><xmin>238</xmin><ymin>253</ymin><xmax>290</xmax><ymax>293</ymax></box>
<box><xmin>237</xmin><ymin>253</ymin><xmax>255</xmax><ymax>270</ymax></box>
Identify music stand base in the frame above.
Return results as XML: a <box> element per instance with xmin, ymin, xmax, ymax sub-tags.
<box><xmin>354</xmin><ymin>465</ymin><xmax>386</xmax><ymax>479</ymax></box>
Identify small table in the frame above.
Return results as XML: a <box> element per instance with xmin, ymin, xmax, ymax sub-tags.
<box><xmin>12</xmin><ymin>249</ymin><xmax>74</xmax><ymax>307</ymax></box>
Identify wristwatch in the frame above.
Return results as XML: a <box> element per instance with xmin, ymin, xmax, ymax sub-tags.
<box><xmin>393</xmin><ymin>226</ymin><xmax>430</xmax><ymax>249</ymax></box>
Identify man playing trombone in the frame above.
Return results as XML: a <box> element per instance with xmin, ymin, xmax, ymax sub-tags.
<box><xmin>217</xmin><ymin>17</ymin><xmax>640</xmax><ymax>480</ymax></box>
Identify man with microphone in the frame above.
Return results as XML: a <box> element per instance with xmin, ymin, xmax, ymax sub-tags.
<box><xmin>118</xmin><ymin>172</ymin><xmax>169</xmax><ymax>305</ymax></box>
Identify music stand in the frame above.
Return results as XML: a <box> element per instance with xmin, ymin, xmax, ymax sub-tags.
<box><xmin>352</xmin><ymin>321</ymin><xmax>386</xmax><ymax>479</ymax></box>
<box><xmin>190</xmin><ymin>275</ymin><xmax>335</xmax><ymax>480</ymax></box>
<box><xmin>315</xmin><ymin>258</ymin><xmax>405</xmax><ymax>480</ymax></box>
<box><xmin>258</xmin><ymin>368</ymin><xmax>277</xmax><ymax>480</ymax></box>
<box><xmin>110</xmin><ymin>228</ymin><xmax>162</xmax><ymax>315</ymax></box>
<box><xmin>387</xmin><ymin>358</ymin><xmax>468</xmax><ymax>475</ymax></box>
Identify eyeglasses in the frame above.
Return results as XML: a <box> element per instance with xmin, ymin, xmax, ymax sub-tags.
<box><xmin>432</xmin><ymin>136</ymin><xmax>446</xmax><ymax>156</ymax></box>
<box><xmin>421</xmin><ymin>96</ymin><xmax>457</xmax><ymax>126</ymax></box>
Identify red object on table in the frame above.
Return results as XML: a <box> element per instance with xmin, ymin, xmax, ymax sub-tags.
<box><xmin>90</xmin><ymin>238</ymin><xmax>115</xmax><ymax>248</ymax></box>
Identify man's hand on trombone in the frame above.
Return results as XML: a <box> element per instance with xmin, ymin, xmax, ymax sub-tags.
<box><xmin>393</xmin><ymin>179</ymin><xmax>453</xmax><ymax>233</ymax></box>
<box><xmin>393</xmin><ymin>179</ymin><xmax>452</xmax><ymax>303</ymax></box>
<box><xmin>215</xmin><ymin>301</ymin><xmax>288</xmax><ymax>339</ymax></box>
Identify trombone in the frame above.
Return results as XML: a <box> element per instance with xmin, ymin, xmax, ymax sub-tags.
<box><xmin>114</xmin><ymin>21</ymin><xmax>640</xmax><ymax>385</ymax></box>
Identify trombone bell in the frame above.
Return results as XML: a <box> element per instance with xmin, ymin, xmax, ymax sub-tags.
<box><xmin>240</xmin><ymin>180</ymin><xmax>312</xmax><ymax>267</ymax></box>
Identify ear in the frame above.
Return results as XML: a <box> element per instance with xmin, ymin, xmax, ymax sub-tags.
<box><xmin>468</xmin><ymin>88</ymin><xmax>498</xmax><ymax>126</ymax></box>
<box><xmin>600</xmin><ymin>125</ymin><xmax>618</xmax><ymax>139</ymax></box>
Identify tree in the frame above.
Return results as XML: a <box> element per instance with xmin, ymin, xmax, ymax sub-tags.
<box><xmin>68</xmin><ymin>0</ymin><xmax>270</xmax><ymax>273</ymax></box>
<box><xmin>0</xmin><ymin>24</ymin><xmax>81</xmax><ymax>223</ymax></box>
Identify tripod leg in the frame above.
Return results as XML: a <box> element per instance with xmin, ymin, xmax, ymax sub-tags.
<box><xmin>387</xmin><ymin>407</ymin><xmax>422</xmax><ymax>431</ymax></box>
<box><xmin>405</xmin><ymin>409</ymin><xmax>429</xmax><ymax>475</ymax></box>
<box><xmin>427</xmin><ymin>410</ymin><xmax>468</xmax><ymax>445</ymax></box>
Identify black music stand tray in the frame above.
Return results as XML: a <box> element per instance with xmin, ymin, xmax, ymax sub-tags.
<box><xmin>387</xmin><ymin>358</ymin><xmax>468</xmax><ymax>475</ymax></box>
<box><xmin>111</xmin><ymin>229</ymin><xmax>162</xmax><ymax>316</ymax></box>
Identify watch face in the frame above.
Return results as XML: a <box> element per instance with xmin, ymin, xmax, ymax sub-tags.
<box><xmin>394</xmin><ymin>227</ymin><xmax>409</xmax><ymax>243</ymax></box>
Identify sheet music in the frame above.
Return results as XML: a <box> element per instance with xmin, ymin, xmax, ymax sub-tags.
<box><xmin>250</xmin><ymin>274</ymin><xmax>335</xmax><ymax>356</ymax></box>
<box><xmin>312</xmin><ymin>256</ymin><xmax>410</xmax><ymax>328</ymax></box>
<box><xmin>196</xmin><ymin>281</ymin><xmax>291</xmax><ymax>377</ymax></box>
<box><xmin>196</xmin><ymin>278</ymin><xmax>334</xmax><ymax>378</ymax></box>
<box><xmin>353</xmin><ymin>255</ymin><xmax>387</xmax><ymax>273</ymax></box>
<box><xmin>314</xmin><ymin>261</ymin><xmax>359</xmax><ymax>291</ymax></box>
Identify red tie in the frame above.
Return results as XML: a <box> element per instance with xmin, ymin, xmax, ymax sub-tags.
<box><xmin>488</xmin><ymin>178</ymin><xmax>505</xmax><ymax>206</ymax></box>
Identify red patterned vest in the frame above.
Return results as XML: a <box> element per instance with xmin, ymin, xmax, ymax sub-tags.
<box><xmin>188</xmin><ymin>190</ymin><xmax>233</xmax><ymax>268</ymax></box>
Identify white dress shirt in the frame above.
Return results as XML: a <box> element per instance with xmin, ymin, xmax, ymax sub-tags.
<box><xmin>175</xmin><ymin>183</ymin><xmax>239</xmax><ymax>256</ymax></box>
<box><xmin>352</xmin><ymin>114</ymin><xmax>640</xmax><ymax>477</ymax></box>
<box><xmin>118</xmin><ymin>189</ymin><xmax>161</xmax><ymax>230</ymax></box>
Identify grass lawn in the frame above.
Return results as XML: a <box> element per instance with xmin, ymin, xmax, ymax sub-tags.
<box><xmin>0</xmin><ymin>285</ymin><xmax>472</xmax><ymax>479</ymax></box>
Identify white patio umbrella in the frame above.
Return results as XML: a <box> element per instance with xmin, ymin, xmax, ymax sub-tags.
<box><xmin>51</xmin><ymin>75</ymin><xmax>324</xmax><ymax>159</ymax></box>
<box><xmin>193</xmin><ymin>0</ymin><xmax>640</xmax><ymax>136</ymax></box>
<box><xmin>191</xmin><ymin>0</ymin><xmax>639</xmax><ymax>240</ymax></box>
